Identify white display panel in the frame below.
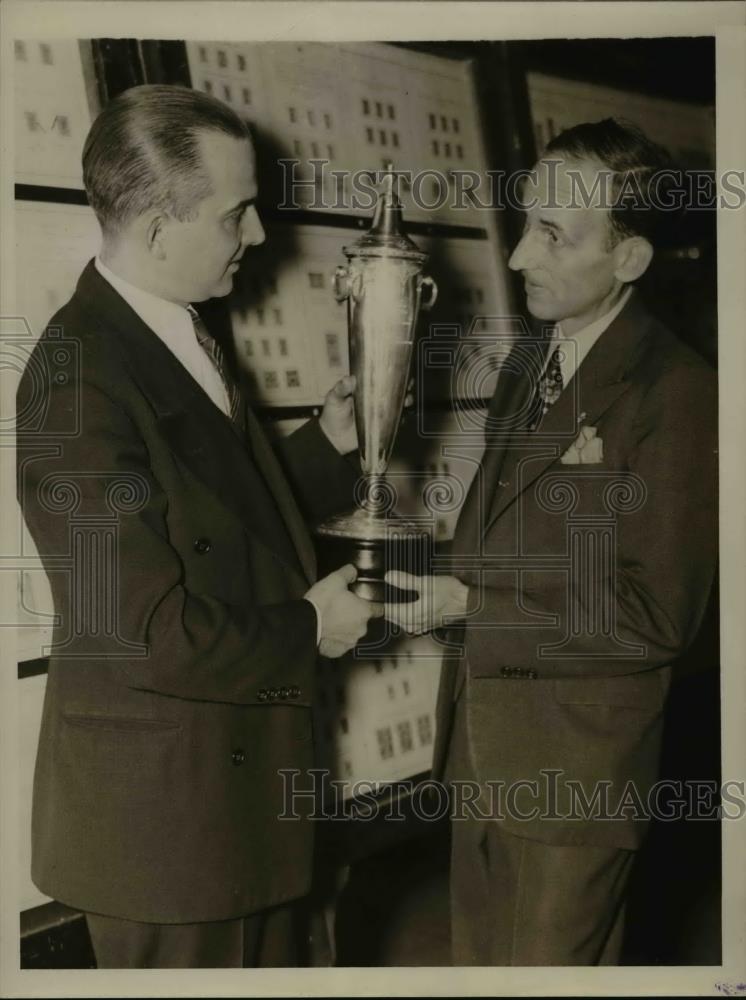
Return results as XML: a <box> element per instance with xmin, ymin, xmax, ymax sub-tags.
<box><xmin>15</xmin><ymin>201</ymin><xmax>102</xmax><ymax>340</ymax></box>
<box><xmin>186</xmin><ymin>41</ymin><xmax>495</xmax><ymax>231</ymax></box>
<box><xmin>14</xmin><ymin>40</ymin><xmax>97</xmax><ymax>189</ymax></box>
<box><xmin>527</xmin><ymin>71</ymin><xmax>716</xmax><ymax>168</ymax></box>
<box><xmin>230</xmin><ymin>225</ymin><xmax>351</xmax><ymax>406</ymax></box>
<box><xmin>314</xmin><ymin>634</ymin><xmax>445</xmax><ymax>796</ymax></box>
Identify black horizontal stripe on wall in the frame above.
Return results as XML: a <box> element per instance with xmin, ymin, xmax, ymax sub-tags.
<box><xmin>18</xmin><ymin>658</ymin><xmax>50</xmax><ymax>680</ymax></box>
<box><xmin>15</xmin><ymin>185</ymin><xmax>89</xmax><ymax>206</ymax></box>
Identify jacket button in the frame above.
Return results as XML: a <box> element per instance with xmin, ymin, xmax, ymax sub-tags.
<box><xmin>231</xmin><ymin>748</ymin><xmax>246</xmax><ymax>765</ymax></box>
<box><xmin>257</xmin><ymin>689</ymin><xmax>268</xmax><ymax>702</ymax></box>
<box><xmin>194</xmin><ymin>537</ymin><xmax>211</xmax><ymax>554</ymax></box>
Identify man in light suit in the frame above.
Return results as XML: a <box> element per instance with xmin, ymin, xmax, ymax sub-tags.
<box><xmin>386</xmin><ymin>119</ymin><xmax>717</xmax><ymax>964</ymax></box>
<box><xmin>17</xmin><ymin>84</ymin><xmax>380</xmax><ymax>968</ymax></box>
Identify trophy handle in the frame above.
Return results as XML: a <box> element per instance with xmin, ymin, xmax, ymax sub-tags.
<box><xmin>350</xmin><ymin>272</ymin><xmax>365</xmax><ymax>301</ymax></box>
<box><xmin>418</xmin><ymin>275</ymin><xmax>438</xmax><ymax>311</ymax></box>
<box><xmin>333</xmin><ymin>265</ymin><xmax>351</xmax><ymax>302</ymax></box>
<box><xmin>333</xmin><ymin>265</ymin><xmax>364</xmax><ymax>303</ymax></box>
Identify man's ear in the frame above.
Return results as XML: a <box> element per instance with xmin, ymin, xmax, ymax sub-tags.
<box><xmin>146</xmin><ymin>215</ymin><xmax>168</xmax><ymax>261</ymax></box>
<box><xmin>613</xmin><ymin>236</ymin><xmax>654</xmax><ymax>283</ymax></box>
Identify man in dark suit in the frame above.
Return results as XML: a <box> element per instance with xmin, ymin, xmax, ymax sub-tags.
<box><xmin>386</xmin><ymin>120</ymin><xmax>717</xmax><ymax>964</ymax></box>
<box><xmin>16</xmin><ymin>84</ymin><xmax>380</xmax><ymax>968</ymax></box>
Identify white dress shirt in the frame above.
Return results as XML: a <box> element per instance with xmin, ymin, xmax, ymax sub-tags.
<box><xmin>95</xmin><ymin>257</ymin><xmax>230</xmax><ymax>417</ymax></box>
<box><xmin>552</xmin><ymin>285</ymin><xmax>633</xmax><ymax>388</ymax></box>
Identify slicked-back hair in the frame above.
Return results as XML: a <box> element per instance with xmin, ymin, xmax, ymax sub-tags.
<box><xmin>544</xmin><ymin>118</ymin><xmax>679</xmax><ymax>248</ymax></box>
<box><xmin>82</xmin><ymin>84</ymin><xmax>252</xmax><ymax>238</ymax></box>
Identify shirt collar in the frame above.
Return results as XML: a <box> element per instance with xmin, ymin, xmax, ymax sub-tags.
<box><xmin>556</xmin><ymin>285</ymin><xmax>633</xmax><ymax>346</ymax></box>
<box><xmin>94</xmin><ymin>256</ymin><xmax>193</xmax><ymax>336</ymax></box>
<box><xmin>555</xmin><ymin>285</ymin><xmax>633</xmax><ymax>380</ymax></box>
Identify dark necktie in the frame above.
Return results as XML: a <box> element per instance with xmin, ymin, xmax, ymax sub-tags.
<box><xmin>526</xmin><ymin>341</ymin><xmax>564</xmax><ymax>431</ymax></box>
<box><xmin>188</xmin><ymin>305</ymin><xmax>244</xmax><ymax>429</ymax></box>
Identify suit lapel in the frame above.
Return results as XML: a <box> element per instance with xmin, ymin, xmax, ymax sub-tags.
<box><xmin>452</xmin><ymin>331</ymin><xmax>551</xmax><ymax>558</ymax></box>
<box><xmin>483</xmin><ymin>291</ymin><xmax>655</xmax><ymax>534</ymax></box>
<box><xmin>245</xmin><ymin>408</ymin><xmax>317</xmax><ymax>583</ymax></box>
<box><xmin>74</xmin><ymin>260</ymin><xmax>315</xmax><ymax>585</ymax></box>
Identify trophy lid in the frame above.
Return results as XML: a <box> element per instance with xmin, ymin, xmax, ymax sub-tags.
<box><xmin>344</xmin><ymin>163</ymin><xmax>428</xmax><ymax>262</ymax></box>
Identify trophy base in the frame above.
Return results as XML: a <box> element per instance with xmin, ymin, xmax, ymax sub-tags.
<box><xmin>316</xmin><ymin>507</ymin><xmax>431</xmax><ymax>603</ymax></box>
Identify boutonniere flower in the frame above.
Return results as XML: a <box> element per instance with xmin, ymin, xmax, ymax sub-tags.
<box><xmin>538</xmin><ymin>368</ymin><xmax>563</xmax><ymax>407</ymax></box>
<box><xmin>560</xmin><ymin>425</ymin><xmax>604</xmax><ymax>464</ymax></box>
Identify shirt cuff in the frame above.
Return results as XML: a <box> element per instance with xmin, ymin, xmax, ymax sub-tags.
<box><xmin>304</xmin><ymin>597</ymin><xmax>322</xmax><ymax>646</ymax></box>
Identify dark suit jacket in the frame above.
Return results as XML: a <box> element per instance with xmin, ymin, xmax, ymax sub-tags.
<box><xmin>434</xmin><ymin>291</ymin><xmax>717</xmax><ymax>849</ymax></box>
<box><xmin>16</xmin><ymin>260</ymin><xmax>358</xmax><ymax>923</ymax></box>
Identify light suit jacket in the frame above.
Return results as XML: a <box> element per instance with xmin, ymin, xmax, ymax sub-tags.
<box><xmin>433</xmin><ymin>292</ymin><xmax>717</xmax><ymax>849</ymax></box>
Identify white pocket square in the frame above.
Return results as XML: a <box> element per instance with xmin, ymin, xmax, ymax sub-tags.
<box><xmin>560</xmin><ymin>425</ymin><xmax>603</xmax><ymax>464</ymax></box>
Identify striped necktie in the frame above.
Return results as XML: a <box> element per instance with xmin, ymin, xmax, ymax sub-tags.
<box><xmin>187</xmin><ymin>305</ymin><xmax>243</xmax><ymax>428</ymax></box>
<box><xmin>526</xmin><ymin>340</ymin><xmax>564</xmax><ymax>432</ymax></box>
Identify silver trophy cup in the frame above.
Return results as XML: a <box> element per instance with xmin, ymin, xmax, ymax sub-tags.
<box><xmin>316</xmin><ymin>165</ymin><xmax>437</xmax><ymax>601</ymax></box>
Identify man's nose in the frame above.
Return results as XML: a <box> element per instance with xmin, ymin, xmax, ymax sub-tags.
<box><xmin>241</xmin><ymin>206</ymin><xmax>265</xmax><ymax>248</ymax></box>
<box><xmin>508</xmin><ymin>230</ymin><xmax>536</xmax><ymax>272</ymax></box>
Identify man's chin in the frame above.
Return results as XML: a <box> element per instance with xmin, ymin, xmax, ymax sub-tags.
<box><xmin>524</xmin><ymin>296</ymin><xmax>555</xmax><ymax>320</ymax></box>
<box><xmin>209</xmin><ymin>276</ymin><xmax>236</xmax><ymax>299</ymax></box>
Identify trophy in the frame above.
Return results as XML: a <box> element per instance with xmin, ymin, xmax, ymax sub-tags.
<box><xmin>317</xmin><ymin>164</ymin><xmax>438</xmax><ymax>601</ymax></box>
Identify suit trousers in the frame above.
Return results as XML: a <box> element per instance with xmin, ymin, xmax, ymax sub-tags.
<box><xmin>444</xmin><ymin>692</ymin><xmax>635</xmax><ymax>966</ymax></box>
<box><xmin>85</xmin><ymin>902</ymin><xmax>301</xmax><ymax>968</ymax></box>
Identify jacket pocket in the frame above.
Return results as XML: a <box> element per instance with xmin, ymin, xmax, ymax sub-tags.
<box><xmin>62</xmin><ymin>712</ymin><xmax>181</xmax><ymax>733</ymax></box>
<box><xmin>553</xmin><ymin>671</ymin><xmax>667</xmax><ymax>710</ymax></box>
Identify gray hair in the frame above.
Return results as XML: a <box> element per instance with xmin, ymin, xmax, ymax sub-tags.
<box><xmin>545</xmin><ymin>118</ymin><xmax>679</xmax><ymax>248</ymax></box>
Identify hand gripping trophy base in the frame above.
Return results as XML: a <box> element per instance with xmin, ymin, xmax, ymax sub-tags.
<box><xmin>316</xmin><ymin>502</ymin><xmax>431</xmax><ymax>603</ymax></box>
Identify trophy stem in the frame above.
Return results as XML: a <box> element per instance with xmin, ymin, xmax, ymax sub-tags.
<box><xmin>350</xmin><ymin>535</ymin><xmax>388</xmax><ymax>603</ymax></box>
<box><xmin>316</xmin><ymin>501</ymin><xmax>431</xmax><ymax>604</ymax></box>
<box><xmin>360</xmin><ymin>472</ymin><xmax>386</xmax><ymax>513</ymax></box>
